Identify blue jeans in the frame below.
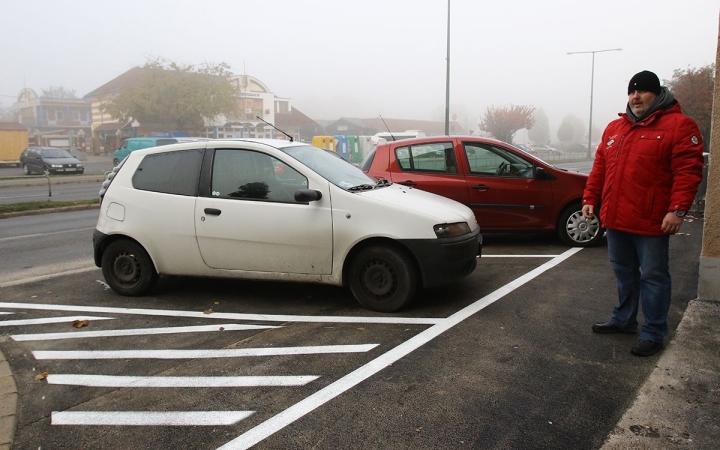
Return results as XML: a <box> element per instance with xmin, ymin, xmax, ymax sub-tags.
<box><xmin>606</xmin><ymin>229</ymin><xmax>671</xmax><ymax>342</ymax></box>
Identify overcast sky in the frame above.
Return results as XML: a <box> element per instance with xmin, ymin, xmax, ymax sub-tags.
<box><xmin>1</xmin><ymin>0</ymin><xmax>717</xmax><ymax>140</ymax></box>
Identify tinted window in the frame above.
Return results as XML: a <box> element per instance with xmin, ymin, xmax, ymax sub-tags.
<box><xmin>211</xmin><ymin>149</ymin><xmax>304</xmax><ymax>203</ymax></box>
<box><xmin>395</xmin><ymin>142</ymin><xmax>457</xmax><ymax>173</ymax></box>
<box><xmin>132</xmin><ymin>149</ymin><xmax>204</xmax><ymax>196</ymax></box>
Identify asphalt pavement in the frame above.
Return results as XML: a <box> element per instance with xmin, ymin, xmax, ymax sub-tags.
<box><xmin>0</xmin><ymin>161</ymin><xmax>718</xmax><ymax>449</ymax></box>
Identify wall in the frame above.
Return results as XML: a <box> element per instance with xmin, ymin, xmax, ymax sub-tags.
<box><xmin>698</xmin><ymin>14</ymin><xmax>720</xmax><ymax>303</ymax></box>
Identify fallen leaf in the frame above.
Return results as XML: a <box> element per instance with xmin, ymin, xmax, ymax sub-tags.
<box><xmin>214</xmin><ymin>302</ymin><xmax>219</xmax><ymax>305</ymax></box>
<box><xmin>415</xmin><ymin>427</ymin><xmax>423</xmax><ymax>433</ymax></box>
<box><xmin>219</xmin><ymin>327</ymin><xmax>225</xmax><ymax>331</ymax></box>
<box><xmin>356</xmin><ymin>327</ymin><xmax>366</xmax><ymax>331</ymax></box>
<box><xmin>35</xmin><ymin>371</ymin><xmax>49</xmax><ymax>381</ymax></box>
<box><xmin>73</xmin><ymin>319</ymin><xmax>89</xmax><ymax>328</ymax></box>
<box><xmin>204</xmin><ymin>308</ymin><xmax>213</xmax><ymax>314</ymax></box>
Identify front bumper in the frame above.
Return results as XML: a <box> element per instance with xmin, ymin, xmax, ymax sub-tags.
<box><xmin>400</xmin><ymin>227</ymin><xmax>482</xmax><ymax>289</ymax></box>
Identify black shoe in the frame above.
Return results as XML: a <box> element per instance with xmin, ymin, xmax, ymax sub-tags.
<box><xmin>592</xmin><ymin>321</ymin><xmax>636</xmax><ymax>334</ymax></box>
<box><xmin>631</xmin><ymin>339</ymin><xmax>663</xmax><ymax>356</ymax></box>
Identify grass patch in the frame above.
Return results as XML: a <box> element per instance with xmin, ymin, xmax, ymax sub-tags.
<box><xmin>0</xmin><ymin>198</ymin><xmax>99</xmax><ymax>214</ymax></box>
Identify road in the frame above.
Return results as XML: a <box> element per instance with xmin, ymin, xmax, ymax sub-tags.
<box><xmin>0</xmin><ymin>203</ymin><xmax>704</xmax><ymax>450</ymax></box>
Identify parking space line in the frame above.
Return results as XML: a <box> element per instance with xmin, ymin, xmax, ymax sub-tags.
<box><xmin>482</xmin><ymin>254</ymin><xmax>561</xmax><ymax>258</ymax></box>
<box><xmin>52</xmin><ymin>411</ymin><xmax>254</xmax><ymax>426</ymax></box>
<box><xmin>33</xmin><ymin>344</ymin><xmax>380</xmax><ymax>360</ymax></box>
<box><xmin>11</xmin><ymin>323</ymin><xmax>281</xmax><ymax>341</ymax></box>
<box><xmin>0</xmin><ymin>302</ymin><xmax>442</xmax><ymax>325</ymax></box>
<box><xmin>0</xmin><ymin>316</ymin><xmax>114</xmax><ymax>327</ymax></box>
<box><xmin>47</xmin><ymin>374</ymin><xmax>319</xmax><ymax>387</ymax></box>
<box><xmin>216</xmin><ymin>247</ymin><xmax>583</xmax><ymax>450</ymax></box>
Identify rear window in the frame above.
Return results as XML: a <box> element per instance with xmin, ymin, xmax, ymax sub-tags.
<box><xmin>132</xmin><ymin>149</ymin><xmax>204</xmax><ymax>196</ymax></box>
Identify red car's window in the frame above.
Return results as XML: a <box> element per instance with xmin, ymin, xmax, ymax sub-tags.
<box><xmin>395</xmin><ymin>142</ymin><xmax>457</xmax><ymax>174</ymax></box>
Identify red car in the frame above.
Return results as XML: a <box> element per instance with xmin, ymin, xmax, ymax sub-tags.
<box><xmin>362</xmin><ymin>135</ymin><xmax>603</xmax><ymax>247</ymax></box>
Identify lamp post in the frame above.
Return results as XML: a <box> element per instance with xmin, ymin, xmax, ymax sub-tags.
<box><xmin>567</xmin><ymin>48</ymin><xmax>622</xmax><ymax>157</ymax></box>
<box><xmin>444</xmin><ymin>0</ymin><xmax>450</xmax><ymax>135</ymax></box>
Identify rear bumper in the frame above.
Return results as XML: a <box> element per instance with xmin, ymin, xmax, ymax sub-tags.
<box><xmin>400</xmin><ymin>228</ymin><xmax>482</xmax><ymax>289</ymax></box>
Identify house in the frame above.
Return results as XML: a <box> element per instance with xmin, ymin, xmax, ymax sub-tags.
<box><xmin>10</xmin><ymin>88</ymin><xmax>91</xmax><ymax>151</ymax></box>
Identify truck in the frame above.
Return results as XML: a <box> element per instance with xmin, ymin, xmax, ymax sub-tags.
<box><xmin>0</xmin><ymin>122</ymin><xmax>29</xmax><ymax>167</ymax></box>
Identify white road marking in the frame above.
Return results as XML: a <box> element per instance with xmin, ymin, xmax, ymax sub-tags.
<box><xmin>216</xmin><ymin>247</ymin><xmax>583</xmax><ymax>450</ymax></box>
<box><xmin>12</xmin><ymin>323</ymin><xmax>280</xmax><ymax>341</ymax></box>
<box><xmin>0</xmin><ymin>302</ymin><xmax>441</xmax><ymax>325</ymax></box>
<box><xmin>0</xmin><ymin>227</ymin><xmax>95</xmax><ymax>242</ymax></box>
<box><xmin>33</xmin><ymin>344</ymin><xmax>379</xmax><ymax>360</ymax></box>
<box><xmin>0</xmin><ymin>266</ymin><xmax>98</xmax><ymax>288</ymax></box>
<box><xmin>0</xmin><ymin>312</ymin><xmax>13</xmax><ymax>315</ymax></box>
<box><xmin>51</xmin><ymin>411</ymin><xmax>254</xmax><ymax>426</ymax></box>
<box><xmin>46</xmin><ymin>374</ymin><xmax>319</xmax><ymax>387</ymax></box>
<box><xmin>482</xmin><ymin>254</ymin><xmax>561</xmax><ymax>258</ymax></box>
<box><xmin>0</xmin><ymin>316</ymin><xmax>113</xmax><ymax>327</ymax></box>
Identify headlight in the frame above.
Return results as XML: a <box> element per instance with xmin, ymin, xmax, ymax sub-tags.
<box><xmin>77</xmin><ymin>163</ymin><xmax>84</xmax><ymax>167</ymax></box>
<box><xmin>433</xmin><ymin>222</ymin><xmax>471</xmax><ymax>238</ymax></box>
<box><xmin>51</xmin><ymin>164</ymin><xmax>63</xmax><ymax>168</ymax></box>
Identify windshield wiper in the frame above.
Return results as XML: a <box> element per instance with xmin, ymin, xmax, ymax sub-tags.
<box><xmin>347</xmin><ymin>184</ymin><xmax>376</xmax><ymax>191</ymax></box>
<box><xmin>375</xmin><ymin>178</ymin><xmax>392</xmax><ymax>187</ymax></box>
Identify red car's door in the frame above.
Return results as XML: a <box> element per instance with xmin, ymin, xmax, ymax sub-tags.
<box><xmin>387</xmin><ymin>140</ymin><xmax>470</xmax><ymax>206</ymax></box>
<box><xmin>459</xmin><ymin>140</ymin><xmax>554</xmax><ymax>231</ymax></box>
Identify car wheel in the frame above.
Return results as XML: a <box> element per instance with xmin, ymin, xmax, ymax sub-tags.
<box><xmin>22</xmin><ymin>164</ymin><xmax>31</xmax><ymax>175</ymax></box>
<box><xmin>101</xmin><ymin>240</ymin><xmax>158</xmax><ymax>296</ymax></box>
<box><xmin>557</xmin><ymin>204</ymin><xmax>604</xmax><ymax>247</ymax></box>
<box><xmin>348</xmin><ymin>245</ymin><xmax>417</xmax><ymax>312</ymax></box>
<box><xmin>42</xmin><ymin>165</ymin><xmax>50</xmax><ymax>176</ymax></box>
<box><xmin>113</xmin><ymin>158</ymin><xmax>120</xmax><ymax>167</ymax></box>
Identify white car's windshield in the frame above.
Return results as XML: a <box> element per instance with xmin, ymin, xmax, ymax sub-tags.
<box><xmin>281</xmin><ymin>145</ymin><xmax>384</xmax><ymax>191</ymax></box>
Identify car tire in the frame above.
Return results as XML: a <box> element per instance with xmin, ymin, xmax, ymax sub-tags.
<box><xmin>101</xmin><ymin>240</ymin><xmax>158</xmax><ymax>296</ymax></box>
<box><xmin>22</xmin><ymin>164</ymin><xmax>31</xmax><ymax>175</ymax></box>
<box><xmin>348</xmin><ymin>245</ymin><xmax>417</xmax><ymax>312</ymax></box>
<box><xmin>557</xmin><ymin>204</ymin><xmax>604</xmax><ymax>247</ymax></box>
<box><xmin>42</xmin><ymin>165</ymin><xmax>50</xmax><ymax>176</ymax></box>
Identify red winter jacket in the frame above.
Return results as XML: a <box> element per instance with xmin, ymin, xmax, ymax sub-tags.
<box><xmin>582</xmin><ymin>101</ymin><xmax>704</xmax><ymax>236</ymax></box>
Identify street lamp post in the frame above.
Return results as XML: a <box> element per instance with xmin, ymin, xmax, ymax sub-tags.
<box><xmin>444</xmin><ymin>0</ymin><xmax>451</xmax><ymax>135</ymax></box>
<box><xmin>567</xmin><ymin>48</ymin><xmax>622</xmax><ymax>157</ymax></box>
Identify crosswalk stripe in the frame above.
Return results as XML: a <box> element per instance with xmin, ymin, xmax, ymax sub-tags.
<box><xmin>51</xmin><ymin>411</ymin><xmax>254</xmax><ymax>426</ymax></box>
<box><xmin>47</xmin><ymin>374</ymin><xmax>319</xmax><ymax>387</ymax></box>
<box><xmin>33</xmin><ymin>344</ymin><xmax>379</xmax><ymax>360</ymax></box>
<box><xmin>12</xmin><ymin>323</ymin><xmax>280</xmax><ymax>341</ymax></box>
<box><xmin>0</xmin><ymin>316</ymin><xmax>113</xmax><ymax>327</ymax></box>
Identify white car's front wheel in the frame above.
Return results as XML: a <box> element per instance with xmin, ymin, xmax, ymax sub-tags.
<box><xmin>348</xmin><ymin>245</ymin><xmax>417</xmax><ymax>312</ymax></box>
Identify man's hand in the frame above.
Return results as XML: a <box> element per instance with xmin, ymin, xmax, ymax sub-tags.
<box><xmin>661</xmin><ymin>212</ymin><xmax>684</xmax><ymax>234</ymax></box>
<box><xmin>582</xmin><ymin>204</ymin><xmax>594</xmax><ymax>219</ymax></box>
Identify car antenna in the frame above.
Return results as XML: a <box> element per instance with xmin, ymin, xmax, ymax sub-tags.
<box><xmin>379</xmin><ymin>115</ymin><xmax>396</xmax><ymax>141</ymax></box>
<box><xmin>255</xmin><ymin>115</ymin><xmax>293</xmax><ymax>142</ymax></box>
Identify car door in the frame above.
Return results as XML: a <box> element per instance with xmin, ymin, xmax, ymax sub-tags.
<box><xmin>461</xmin><ymin>141</ymin><xmax>554</xmax><ymax>231</ymax></box>
<box><xmin>195</xmin><ymin>147</ymin><xmax>333</xmax><ymax>274</ymax></box>
<box><xmin>386</xmin><ymin>140</ymin><xmax>470</xmax><ymax>206</ymax></box>
<box><xmin>27</xmin><ymin>148</ymin><xmax>42</xmax><ymax>172</ymax></box>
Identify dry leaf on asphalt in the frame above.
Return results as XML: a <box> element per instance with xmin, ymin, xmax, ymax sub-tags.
<box><xmin>204</xmin><ymin>308</ymin><xmax>213</xmax><ymax>314</ymax></box>
<box><xmin>73</xmin><ymin>319</ymin><xmax>89</xmax><ymax>328</ymax></box>
<box><xmin>34</xmin><ymin>371</ymin><xmax>49</xmax><ymax>381</ymax></box>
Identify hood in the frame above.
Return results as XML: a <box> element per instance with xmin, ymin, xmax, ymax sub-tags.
<box><xmin>43</xmin><ymin>157</ymin><xmax>82</xmax><ymax>165</ymax></box>
<box><xmin>358</xmin><ymin>184</ymin><xmax>478</xmax><ymax>230</ymax></box>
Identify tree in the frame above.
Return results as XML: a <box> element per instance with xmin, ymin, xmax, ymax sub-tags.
<box><xmin>103</xmin><ymin>57</ymin><xmax>239</xmax><ymax>133</ymax></box>
<box><xmin>665</xmin><ymin>64</ymin><xmax>714</xmax><ymax>144</ymax></box>
<box><xmin>41</xmin><ymin>86</ymin><xmax>77</xmax><ymax>99</ymax></box>
<box><xmin>528</xmin><ymin>108</ymin><xmax>550</xmax><ymax>145</ymax></box>
<box><xmin>556</xmin><ymin>114</ymin><xmax>585</xmax><ymax>146</ymax></box>
<box><xmin>478</xmin><ymin>104</ymin><xmax>536</xmax><ymax>144</ymax></box>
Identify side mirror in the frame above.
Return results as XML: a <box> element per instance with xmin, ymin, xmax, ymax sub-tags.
<box><xmin>294</xmin><ymin>189</ymin><xmax>323</xmax><ymax>202</ymax></box>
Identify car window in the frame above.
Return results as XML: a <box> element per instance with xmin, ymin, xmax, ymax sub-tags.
<box><xmin>281</xmin><ymin>144</ymin><xmax>375</xmax><ymax>190</ymax></box>
<box><xmin>119</xmin><ymin>140</ymin><xmax>128</xmax><ymax>150</ymax></box>
<box><xmin>132</xmin><ymin>149</ymin><xmax>204</xmax><ymax>196</ymax></box>
<box><xmin>463</xmin><ymin>142</ymin><xmax>534</xmax><ymax>178</ymax></box>
<box><xmin>395</xmin><ymin>142</ymin><xmax>457</xmax><ymax>174</ymax></box>
<box><xmin>41</xmin><ymin>148</ymin><xmax>73</xmax><ymax>158</ymax></box>
<box><xmin>211</xmin><ymin>149</ymin><xmax>302</xmax><ymax>203</ymax></box>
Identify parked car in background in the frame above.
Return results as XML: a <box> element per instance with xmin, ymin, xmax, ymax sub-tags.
<box><xmin>95</xmin><ymin>139</ymin><xmax>481</xmax><ymax>312</ymax></box>
<box><xmin>19</xmin><ymin>146</ymin><xmax>84</xmax><ymax>175</ymax></box>
<box><xmin>530</xmin><ymin>144</ymin><xmax>558</xmax><ymax>155</ymax></box>
<box><xmin>362</xmin><ymin>135</ymin><xmax>604</xmax><ymax>247</ymax></box>
<box><xmin>112</xmin><ymin>137</ymin><xmax>179</xmax><ymax>166</ymax></box>
<box><xmin>513</xmin><ymin>144</ymin><xmax>535</xmax><ymax>154</ymax></box>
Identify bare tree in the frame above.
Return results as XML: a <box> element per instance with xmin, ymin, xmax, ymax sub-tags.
<box><xmin>478</xmin><ymin>104</ymin><xmax>536</xmax><ymax>144</ymax></box>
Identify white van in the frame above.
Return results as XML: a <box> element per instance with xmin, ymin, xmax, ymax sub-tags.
<box><xmin>94</xmin><ymin>139</ymin><xmax>481</xmax><ymax>312</ymax></box>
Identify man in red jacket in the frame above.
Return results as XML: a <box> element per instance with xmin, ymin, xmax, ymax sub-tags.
<box><xmin>581</xmin><ymin>70</ymin><xmax>704</xmax><ymax>357</ymax></box>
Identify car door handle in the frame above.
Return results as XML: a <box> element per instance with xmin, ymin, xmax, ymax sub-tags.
<box><xmin>472</xmin><ymin>185</ymin><xmax>490</xmax><ymax>191</ymax></box>
<box><xmin>204</xmin><ymin>208</ymin><xmax>222</xmax><ymax>216</ymax></box>
<box><xmin>398</xmin><ymin>180</ymin><xmax>417</xmax><ymax>187</ymax></box>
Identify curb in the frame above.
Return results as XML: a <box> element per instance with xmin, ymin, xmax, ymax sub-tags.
<box><xmin>0</xmin><ymin>347</ymin><xmax>17</xmax><ymax>450</ymax></box>
<box><xmin>0</xmin><ymin>203</ymin><xmax>100</xmax><ymax>220</ymax></box>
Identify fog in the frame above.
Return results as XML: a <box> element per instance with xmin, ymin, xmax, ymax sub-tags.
<box><xmin>1</xmin><ymin>0</ymin><xmax>717</xmax><ymax>139</ymax></box>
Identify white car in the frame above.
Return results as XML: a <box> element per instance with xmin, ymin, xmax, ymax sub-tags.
<box><xmin>93</xmin><ymin>139</ymin><xmax>481</xmax><ymax>312</ymax></box>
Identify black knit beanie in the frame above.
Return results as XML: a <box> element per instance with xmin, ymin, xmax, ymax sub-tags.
<box><xmin>628</xmin><ymin>70</ymin><xmax>662</xmax><ymax>95</ymax></box>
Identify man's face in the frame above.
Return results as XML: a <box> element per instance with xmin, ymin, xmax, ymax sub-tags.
<box><xmin>628</xmin><ymin>90</ymin><xmax>658</xmax><ymax>117</ymax></box>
